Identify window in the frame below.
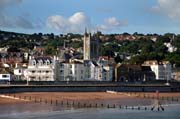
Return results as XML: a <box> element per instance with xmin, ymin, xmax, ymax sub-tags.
<box><xmin>60</xmin><ymin>64</ymin><xmax>64</xmax><ymax>68</ymax></box>
<box><xmin>19</xmin><ymin>70</ymin><xmax>21</xmax><ymax>73</ymax></box>
<box><xmin>39</xmin><ymin>60</ymin><xmax>43</xmax><ymax>66</ymax></box>
<box><xmin>81</xmin><ymin>70</ymin><xmax>83</xmax><ymax>74</ymax></box>
<box><xmin>60</xmin><ymin>70</ymin><xmax>63</xmax><ymax>73</ymax></box>
<box><xmin>32</xmin><ymin>61</ymin><xmax>36</xmax><ymax>66</ymax></box>
<box><xmin>2</xmin><ymin>75</ymin><xmax>9</xmax><ymax>78</ymax></box>
<box><xmin>70</xmin><ymin>65</ymin><xmax>72</xmax><ymax>68</ymax></box>
<box><xmin>32</xmin><ymin>71</ymin><xmax>35</xmax><ymax>73</ymax></box>
<box><xmin>69</xmin><ymin>70</ymin><xmax>72</xmax><ymax>74</ymax></box>
<box><xmin>46</xmin><ymin>60</ymin><xmax>50</xmax><ymax>65</ymax></box>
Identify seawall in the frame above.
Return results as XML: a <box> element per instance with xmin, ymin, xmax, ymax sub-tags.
<box><xmin>0</xmin><ymin>84</ymin><xmax>176</xmax><ymax>93</ymax></box>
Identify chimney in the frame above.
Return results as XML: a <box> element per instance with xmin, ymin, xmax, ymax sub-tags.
<box><xmin>15</xmin><ymin>63</ymin><xmax>18</xmax><ymax>68</ymax></box>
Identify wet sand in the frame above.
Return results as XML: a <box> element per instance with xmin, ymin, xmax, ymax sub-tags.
<box><xmin>1</xmin><ymin>92</ymin><xmax>180</xmax><ymax>104</ymax></box>
<box><xmin>1</xmin><ymin>92</ymin><xmax>180</xmax><ymax>105</ymax></box>
<box><xmin>0</xmin><ymin>95</ymin><xmax>28</xmax><ymax>105</ymax></box>
<box><xmin>0</xmin><ymin>92</ymin><xmax>180</xmax><ymax>114</ymax></box>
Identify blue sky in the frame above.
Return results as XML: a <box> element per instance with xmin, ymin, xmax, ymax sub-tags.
<box><xmin>0</xmin><ymin>0</ymin><xmax>180</xmax><ymax>34</ymax></box>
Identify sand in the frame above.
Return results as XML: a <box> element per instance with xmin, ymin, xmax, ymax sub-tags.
<box><xmin>0</xmin><ymin>92</ymin><xmax>180</xmax><ymax>106</ymax></box>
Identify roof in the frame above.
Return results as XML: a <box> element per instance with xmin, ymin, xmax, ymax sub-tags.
<box><xmin>118</xmin><ymin>64</ymin><xmax>142</xmax><ymax>71</ymax></box>
<box><xmin>0</xmin><ymin>68</ymin><xmax>11</xmax><ymax>74</ymax></box>
<box><xmin>34</xmin><ymin>56</ymin><xmax>52</xmax><ymax>60</ymax></box>
<box><xmin>31</xmin><ymin>56</ymin><xmax>53</xmax><ymax>64</ymax></box>
<box><xmin>92</xmin><ymin>61</ymin><xmax>99</xmax><ymax>67</ymax></box>
<box><xmin>60</xmin><ymin>60</ymin><xmax>83</xmax><ymax>64</ymax></box>
<box><xmin>141</xmin><ymin>66</ymin><xmax>152</xmax><ymax>71</ymax></box>
<box><xmin>143</xmin><ymin>60</ymin><xmax>170</xmax><ymax>65</ymax></box>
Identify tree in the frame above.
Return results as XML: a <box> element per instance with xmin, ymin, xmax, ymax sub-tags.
<box><xmin>114</xmin><ymin>54</ymin><xmax>122</xmax><ymax>63</ymax></box>
<box><xmin>44</xmin><ymin>45</ymin><xmax>57</xmax><ymax>55</ymax></box>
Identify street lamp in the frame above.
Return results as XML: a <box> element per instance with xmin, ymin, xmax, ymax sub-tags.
<box><xmin>165</xmin><ymin>66</ymin><xmax>170</xmax><ymax>86</ymax></box>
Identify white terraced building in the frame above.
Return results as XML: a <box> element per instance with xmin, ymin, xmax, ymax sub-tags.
<box><xmin>143</xmin><ymin>60</ymin><xmax>172</xmax><ymax>81</ymax></box>
<box><xmin>57</xmin><ymin>60</ymin><xmax>85</xmax><ymax>81</ymax></box>
<box><xmin>24</xmin><ymin>56</ymin><xmax>57</xmax><ymax>81</ymax></box>
<box><xmin>57</xmin><ymin>59</ymin><xmax>113</xmax><ymax>81</ymax></box>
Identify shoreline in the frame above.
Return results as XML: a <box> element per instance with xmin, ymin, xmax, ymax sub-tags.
<box><xmin>0</xmin><ymin>92</ymin><xmax>179</xmax><ymax>116</ymax></box>
<box><xmin>1</xmin><ymin>92</ymin><xmax>180</xmax><ymax>105</ymax></box>
<box><xmin>0</xmin><ymin>92</ymin><xmax>179</xmax><ymax>114</ymax></box>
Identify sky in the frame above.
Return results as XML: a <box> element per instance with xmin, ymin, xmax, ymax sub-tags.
<box><xmin>0</xmin><ymin>0</ymin><xmax>180</xmax><ymax>34</ymax></box>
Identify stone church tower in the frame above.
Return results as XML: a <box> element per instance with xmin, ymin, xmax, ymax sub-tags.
<box><xmin>83</xmin><ymin>29</ymin><xmax>91</xmax><ymax>60</ymax></box>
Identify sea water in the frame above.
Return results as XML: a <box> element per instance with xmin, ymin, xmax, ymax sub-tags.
<box><xmin>0</xmin><ymin>104</ymin><xmax>180</xmax><ymax>119</ymax></box>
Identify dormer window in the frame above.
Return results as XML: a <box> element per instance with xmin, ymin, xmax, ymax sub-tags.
<box><xmin>46</xmin><ymin>60</ymin><xmax>50</xmax><ymax>65</ymax></box>
<box><xmin>32</xmin><ymin>60</ymin><xmax>36</xmax><ymax>66</ymax></box>
<box><xmin>39</xmin><ymin>60</ymin><xmax>43</xmax><ymax>66</ymax></box>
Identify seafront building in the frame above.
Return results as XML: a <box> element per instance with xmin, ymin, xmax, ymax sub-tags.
<box><xmin>13</xmin><ymin>63</ymin><xmax>27</xmax><ymax>81</ymax></box>
<box><xmin>84</xmin><ymin>59</ymin><xmax>113</xmax><ymax>81</ymax></box>
<box><xmin>0</xmin><ymin>68</ymin><xmax>11</xmax><ymax>81</ymax></box>
<box><xmin>115</xmin><ymin>64</ymin><xmax>155</xmax><ymax>82</ymax></box>
<box><xmin>56</xmin><ymin>59</ymin><xmax>113</xmax><ymax>81</ymax></box>
<box><xmin>57</xmin><ymin>59</ymin><xmax>85</xmax><ymax>81</ymax></box>
<box><xmin>24</xmin><ymin>56</ymin><xmax>57</xmax><ymax>81</ymax></box>
<box><xmin>143</xmin><ymin>60</ymin><xmax>172</xmax><ymax>81</ymax></box>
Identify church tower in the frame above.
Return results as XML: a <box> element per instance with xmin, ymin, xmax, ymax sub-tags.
<box><xmin>83</xmin><ymin>28</ymin><xmax>91</xmax><ymax>60</ymax></box>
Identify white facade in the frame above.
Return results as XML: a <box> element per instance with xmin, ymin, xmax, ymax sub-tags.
<box><xmin>57</xmin><ymin>60</ymin><xmax>85</xmax><ymax>81</ymax></box>
<box><xmin>57</xmin><ymin>59</ymin><xmax>113</xmax><ymax>81</ymax></box>
<box><xmin>0</xmin><ymin>74</ymin><xmax>11</xmax><ymax>81</ymax></box>
<box><xmin>14</xmin><ymin>67</ymin><xmax>27</xmax><ymax>81</ymax></box>
<box><xmin>103</xmin><ymin>66</ymin><xmax>113</xmax><ymax>81</ymax></box>
<box><xmin>84</xmin><ymin>60</ymin><xmax>113</xmax><ymax>81</ymax></box>
<box><xmin>24</xmin><ymin>56</ymin><xmax>56</xmax><ymax>81</ymax></box>
<box><xmin>143</xmin><ymin>61</ymin><xmax>172</xmax><ymax>80</ymax></box>
<box><xmin>164</xmin><ymin>43</ymin><xmax>177</xmax><ymax>53</ymax></box>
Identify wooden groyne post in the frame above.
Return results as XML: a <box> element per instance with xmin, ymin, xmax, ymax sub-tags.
<box><xmin>151</xmin><ymin>90</ymin><xmax>164</xmax><ymax>111</ymax></box>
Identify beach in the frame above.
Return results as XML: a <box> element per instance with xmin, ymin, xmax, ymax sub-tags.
<box><xmin>1</xmin><ymin>92</ymin><xmax>180</xmax><ymax>105</ymax></box>
<box><xmin>0</xmin><ymin>92</ymin><xmax>153</xmax><ymax>106</ymax></box>
<box><xmin>0</xmin><ymin>92</ymin><xmax>180</xmax><ymax>115</ymax></box>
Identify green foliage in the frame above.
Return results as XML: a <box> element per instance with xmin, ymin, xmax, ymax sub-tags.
<box><xmin>44</xmin><ymin>45</ymin><xmax>57</xmax><ymax>55</ymax></box>
<box><xmin>114</xmin><ymin>54</ymin><xmax>122</xmax><ymax>63</ymax></box>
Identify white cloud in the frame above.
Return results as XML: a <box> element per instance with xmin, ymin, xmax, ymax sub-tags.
<box><xmin>47</xmin><ymin>12</ymin><xmax>127</xmax><ymax>33</ymax></box>
<box><xmin>69</xmin><ymin>12</ymin><xmax>89</xmax><ymax>25</ymax></box>
<box><xmin>47</xmin><ymin>12</ymin><xmax>91</xmax><ymax>33</ymax></box>
<box><xmin>154</xmin><ymin>0</ymin><xmax>180</xmax><ymax>19</ymax></box>
<box><xmin>97</xmin><ymin>17</ymin><xmax>128</xmax><ymax>31</ymax></box>
<box><xmin>47</xmin><ymin>15</ymin><xmax>67</xmax><ymax>30</ymax></box>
